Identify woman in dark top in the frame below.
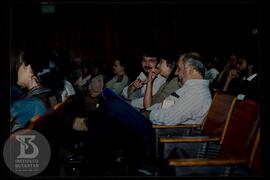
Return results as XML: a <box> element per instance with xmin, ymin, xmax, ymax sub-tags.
<box><xmin>11</xmin><ymin>47</ymin><xmax>64</xmax><ymax>131</ymax></box>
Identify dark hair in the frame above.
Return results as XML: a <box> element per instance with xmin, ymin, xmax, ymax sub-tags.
<box><xmin>114</xmin><ymin>59</ymin><xmax>127</xmax><ymax>70</ymax></box>
<box><xmin>141</xmin><ymin>48</ymin><xmax>158</xmax><ymax>59</ymax></box>
<box><xmin>158</xmin><ymin>52</ymin><xmax>177</xmax><ymax>82</ymax></box>
<box><xmin>80</xmin><ymin>60</ymin><xmax>90</xmax><ymax>69</ymax></box>
<box><xmin>240</xmin><ymin>54</ymin><xmax>258</xmax><ymax>73</ymax></box>
<box><xmin>22</xmin><ymin>47</ymin><xmax>64</xmax><ymax>91</ymax></box>
<box><xmin>206</xmin><ymin>56</ymin><xmax>218</xmax><ymax>67</ymax></box>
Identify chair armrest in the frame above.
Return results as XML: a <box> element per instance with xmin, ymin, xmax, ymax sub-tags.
<box><xmin>159</xmin><ymin>136</ymin><xmax>220</xmax><ymax>143</ymax></box>
<box><xmin>152</xmin><ymin>124</ymin><xmax>200</xmax><ymax>129</ymax></box>
<box><xmin>53</xmin><ymin>102</ymin><xmax>64</xmax><ymax>110</ymax></box>
<box><xmin>26</xmin><ymin>115</ymin><xmax>43</xmax><ymax>129</ymax></box>
<box><xmin>168</xmin><ymin>158</ymin><xmax>249</xmax><ymax>167</ymax></box>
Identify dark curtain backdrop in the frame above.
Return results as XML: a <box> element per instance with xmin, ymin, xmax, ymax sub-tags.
<box><xmin>10</xmin><ymin>2</ymin><xmax>260</xmax><ymax>78</ymax></box>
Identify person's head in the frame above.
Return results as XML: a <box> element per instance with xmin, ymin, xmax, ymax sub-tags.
<box><xmin>90</xmin><ymin>61</ymin><xmax>102</xmax><ymax>77</ymax></box>
<box><xmin>157</xmin><ymin>53</ymin><xmax>176</xmax><ymax>80</ymax></box>
<box><xmin>112</xmin><ymin>59</ymin><xmax>126</xmax><ymax>76</ymax></box>
<box><xmin>17</xmin><ymin>47</ymin><xmax>64</xmax><ymax>91</ymax></box>
<box><xmin>237</xmin><ymin>56</ymin><xmax>247</xmax><ymax>71</ymax></box>
<box><xmin>175</xmin><ymin>52</ymin><xmax>205</xmax><ymax>84</ymax></box>
<box><xmin>228</xmin><ymin>53</ymin><xmax>238</xmax><ymax>68</ymax></box>
<box><xmin>141</xmin><ymin>51</ymin><xmax>158</xmax><ymax>74</ymax></box>
<box><xmin>205</xmin><ymin>57</ymin><xmax>218</xmax><ymax>70</ymax></box>
<box><xmin>246</xmin><ymin>58</ymin><xmax>258</xmax><ymax>75</ymax></box>
<box><xmin>73</xmin><ymin>57</ymin><xmax>82</xmax><ymax>67</ymax></box>
<box><xmin>80</xmin><ymin>61</ymin><xmax>91</xmax><ymax>77</ymax></box>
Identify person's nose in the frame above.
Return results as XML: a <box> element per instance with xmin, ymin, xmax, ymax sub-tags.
<box><xmin>145</xmin><ymin>60</ymin><xmax>150</xmax><ymax>67</ymax></box>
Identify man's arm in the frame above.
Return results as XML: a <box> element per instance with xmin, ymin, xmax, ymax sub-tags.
<box><xmin>222</xmin><ymin>69</ymin><xmax>239</xmax><ymax>92</ymax></box>
<box><xmin>149</xmin><ymin>89</ymin><xmax>209</xmax><ymax>125</ymax></box>
<box><xmin>127</xmin><ymin>79</ymin><xmax>146</xmax><ymax>97</ymax></box>
<box><xmin>127</xmin><ymin>81</ymin><xmax>138</xmax><ymax>97</ymax></box>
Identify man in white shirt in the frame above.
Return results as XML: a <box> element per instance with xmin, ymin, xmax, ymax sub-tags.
<box><xmin>85</xmin><ymin>52</ymin><xmax>212</xmax><ymax>175</ymax></box>
<box><xmin>148</xmin><ymin>53</ymin><xmax>212</xmax><ymax>125</ymax></box>
<box><xmin>204</xmin><ymin>57</ymin><xmax>219</xmax><ymax>83</ymax></box>
<box><xmin>122</xmin><ymin>53</ymin><xmax>166</xmax><ymax>109</ymax></box>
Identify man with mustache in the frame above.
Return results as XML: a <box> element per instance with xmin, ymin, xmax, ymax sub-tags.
<box><xmin>82</xmin><ymin>52</ymin><xmax>212</xmax><ymax>175</ymax></box>
<box><xmin>122</xmin><ymin>51</ymin><xmax>167</xmax><ymax>109</ymax></box>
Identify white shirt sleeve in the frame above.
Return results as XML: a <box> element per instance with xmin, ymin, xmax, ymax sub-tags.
<box><xmin>130</xmin><ymin>97</ymin><xmax>144</xmax><ymax>109</ymax></box>
<box><xmin>61</xmin><ymin>80</ymin><xmax>76</xmax><ymax>102</ymax></box>
<box><xmin>122</xmin><ymin>85</ymin><xmax>129</xmax><ymax>99</ymax></box>
<box><xmin>149</xmin><ymin>81</ymin><xmax>211</xmax><ymax>125</ymax></box>
<box><xmin>122</xmin><ymin>72</ymin><xmax>147</xmax><ymax>99</ymax></box>
<box><xmin>152</xmin><ymin>74</ymin><xmax>167</xmax><ymax>95</ymax></box>
<box><xmin>129</xmin><ymin>74</ymin><xmax>166</xmax><ymax>109</ymax></box>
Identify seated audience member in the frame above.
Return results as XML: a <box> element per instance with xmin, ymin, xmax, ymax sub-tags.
<box><xmin>212</xmin><ymin>53</ymin><xmax>238</xmax><ymax>90</ymax></box>
<box><xmin>148</xmin><ymin>52</ymin><xmax>211</xmax><ymax>125</ymax></box>
<box><xmin>221</xmin><ymin>55</ymin><xmax>248</xmax><ymax>95</ymax></box>
<box><xmin>143</xmin><ymin>53</ymin><xmax>181</xmax><ymax>109</ymax></box>
<box><xmin>223</xmin><ymin>55</ymin><xmax>259</xmax><ymax>101</ymax></box>
<box><xmin>122</xmin><ymin>51</ymin><xmax>167</xmax><ymax>109</ymax></box>
<box><xmin>204</xmin><ymin>57</ymin><xmax>220</xmax><ymax>83</ymax></box>
<box><xmin>83</xmin><ymin>61</ymin><xmax>105</xmax><ymax>112</ymax></box>
<box><xmin>10</xmin><ymin>47</ymin><xmax>64</xmax><ymax>132</ymax></box>
<box><xmin>88</xmin><ymin>61</ymin><xmax>105</xmax><ymax>97</ymax></box>
<box><xmin>52</xmin><ymin>49</ymin><xmax>76</xmax><ymax>102</ymax></box>
<box><xmin>105</xmin><ymin>59</ymin><xmax>129</xmax><ymax>95</ymax></box>
<box><xmin>60</xmin><ymin>79</ymin><xmax>76</xmax><ymax>102</ymax></box>
<box><xmin>70</xmin><ymin>57</ymin><xmax>83</xmax><ymax>84</ymax></box>
<box><xmin>83</xmin><ymin>52</ymin><xmax>212</xmax><ymax>175</ymax></box>
<box><xmin>238</xmin><ymin>58</ymin><xmax>259</xmax><ymax>101</ymax></box>
<box><xmin>74</xmin><ymin>60</ymin><xmax>92</xmax><ymax>93</ymax></box>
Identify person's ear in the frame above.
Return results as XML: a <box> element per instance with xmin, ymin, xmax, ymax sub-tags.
<box><xmin>188</xmin><ymin>66</ymin><xmax>194</xmax><ymax>74</ymax></box>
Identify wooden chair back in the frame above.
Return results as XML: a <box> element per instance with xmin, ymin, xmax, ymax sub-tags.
<box><xmin>53</xmin><ymin>95</ymin><xmax>76</xmax><ymax>127</ymax></box>
<box><xmin>219</xmin><ymin>100</ymin><xmax>260</xmax><ymax>159</ymax></box>
<box><xmin>166</xmin><ymin>100</ymin><xmax>260</xmax><ymax>176</ymax></box>
<box><xmin>201</xmin><ymin>92</ymin><xmax>236</xmax><ymax>137</ymax></box>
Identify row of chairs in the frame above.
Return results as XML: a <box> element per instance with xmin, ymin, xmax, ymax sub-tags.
<box><xmin>10</xmin><ymin>92</ymin><xmax>260</xmax><ymax>176</ymax></box>
<box><xmin>153</xmin><ymin>92</ymin><xmax>236</xmax><ymax>157</ymax></box>
<box><xmin>9</xmin><ymin>95</ymin><xmax>76</xmax><ymax>176</ymax></box>
<box><xmin>152</xmin><ymin>92</ymin><xmax>260</xmax><ymax>176</ymax></box>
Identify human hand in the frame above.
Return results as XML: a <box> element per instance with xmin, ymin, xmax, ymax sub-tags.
<box><xmin>228</xmin><ymin>69</ymin><xmax>239</xmax><ymax>80</ymax></box>
<box><xmin>148</xmin><ymin>68</ymin><xmax>159</xmax><ymax>83</ymax></box>
<box><xmin>223</xmin><ymin>63</ymin><xmax>231</xmax><ymax>72</ymax></box>
<box><xmin>133</xmin><ymin>79</ymin><xmax>146</xmax><ymax>89</ymax></box>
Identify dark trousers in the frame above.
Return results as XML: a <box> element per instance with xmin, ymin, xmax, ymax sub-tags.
<box><xmin>83</xmin><ymin>88</ymin><xmax>155</xmax><ymax>175</ymax></box>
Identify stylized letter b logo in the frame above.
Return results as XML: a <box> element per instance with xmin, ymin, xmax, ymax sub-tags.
<box><xmin>16</xmin><ymin>135</ymin><xmax>39</xmax><ymax>159</ymax></box>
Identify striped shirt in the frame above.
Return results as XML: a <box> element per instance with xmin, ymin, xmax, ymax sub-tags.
<box><xmin>148</xmin><ymin>79</ymin><xmax>212</xmax><ymax>125</ymax></box>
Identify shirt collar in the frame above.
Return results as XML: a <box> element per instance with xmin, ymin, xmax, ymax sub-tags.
<box><xmin>246</xmin><ymin>73</ymin><xmax>257</xmax><ymax>81</ymax></box>
<box><xmin>184</xmin><ymin>79</ymin><xmax>210</xmax><ymax>86</ymax></box>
